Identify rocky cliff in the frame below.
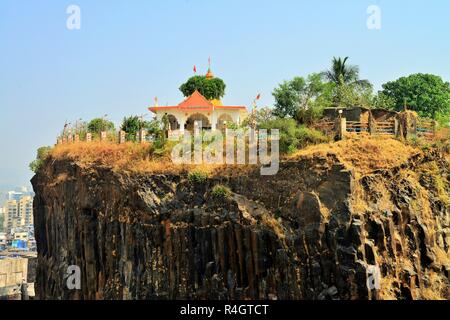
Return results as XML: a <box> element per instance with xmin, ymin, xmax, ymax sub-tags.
<box><xmin>31</xmin><ymin>138</ymin><xmax>449</xmax><ymax>300</ymax></box>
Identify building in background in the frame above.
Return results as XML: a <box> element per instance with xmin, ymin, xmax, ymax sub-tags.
<box><xmin>7</xmin><ymin>187</ymin><xmax>34</xmax><ymax>202</ymax></box>
<box><xmin>3</xmin><ymin>200</ymin><xmax>18</xmax><ymax>233</ymax></box>
<box><xmin>18</xmin><ymin>196</ymin><xmax>33</xmax><ymax>227</ymax></box>
<box><xmin>2</xmin><ymin>194</ymin><xmax>33</xmax><ymax>235</ymax></box>
<box><xmin>0</xmin><ymin>207</ymin><xmax>4</xmax><ymax>232</ymax></box>
<box><xmin>0</xmin><ymin>233</ymin><xmax>6</xmax><ymax>249</ymax></box>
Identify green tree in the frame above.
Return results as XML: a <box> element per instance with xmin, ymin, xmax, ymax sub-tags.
<box><xmin>322</xmin><ymin>57</ymin><xmax>373</xmax><ymax>107</ymax></box>
<box><xmin>87</xmin><ymin>118</ymin><xmax>115</xmax><ymax>133</ymax></box>
<box><xmin>121</xmin><ymin>116</ymin><xmax>162</xmax><ymax>141</ymax></box>
<box><xmin>380</xmin><ymin>73</ymin><xmax>450</xmax><ymax>119</ymax></box>
<box><xmin>29</xmin><ymin>146</ymin><xmax>52</xmax><ymax>173</ymax></box>
<box><xmin>121</xmin><ymin>116</ymin><xmax>141</xmax><ymax>141</ymax></box>
<box><xmin>332</xmin><ymin>76</ymin><xmax>374</xmax><ymax>108</ymax></box>
<box><xmin>323</xmin><ymin>56</ymin><xmax>371</xmax><ymax>88</ymax></box>
<box><xmin>146</xmin><ymin>119</ymin><xmax>163</xmax><ymax>136</ymax></box>
<box><xmin>372</xmin><ymin>92</ymin><xmax>396</xmax><ymax>110</ymax></box>
<box><xmin>272</xmin><ymin>73</ymin><xmax>334</xmax><ymax>121</ymax></box>
<box><xmin>179</xmin><ymin>75</ymin><xmax>226</xmax><ymax>100</ymax></box>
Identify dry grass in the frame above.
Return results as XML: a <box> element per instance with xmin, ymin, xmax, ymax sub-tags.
<box><xmin>289</xmin><ymin>136</ymin><xmax>420</xmax><ymax>174</ymax></box>
<box><xmin>434</xmin><ymin>127</ymin><xmax>450</xmax><ymax>141</ymax></box>
<box><xmin>49</xmin><ymin>141</ymin><xmax>249</xmax><ymax>175</ymax></box>
<box><xmin>51</xmin><ymin>137</ymin><xmax>421</xmax><ymax>177</ymax></box>
<box><xmin>51</xmin><ymin>142</ymin><xmax>181</xmax><ymax>173</ymax></box>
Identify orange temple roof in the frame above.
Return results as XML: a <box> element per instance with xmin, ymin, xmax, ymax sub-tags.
<box><xmin>148</xmin><ymin>90</ymin><xmax>246</xmax><ymax>113</ymax></box>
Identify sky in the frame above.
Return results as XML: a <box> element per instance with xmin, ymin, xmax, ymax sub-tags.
<box><xmin>0</xmin><ymin>0</ymin><xmax>449</xmax><ymax>188</ymax></box>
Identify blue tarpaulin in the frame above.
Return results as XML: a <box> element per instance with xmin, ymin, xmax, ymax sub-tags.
<box><xmin>12</xmin><ymin>240</ymin><xmax>27</xmax><ymax>249</ymax></box>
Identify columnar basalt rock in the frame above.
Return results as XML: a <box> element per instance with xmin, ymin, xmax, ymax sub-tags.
<box><xmin>31</xmin><ymin>149</ymin><xmax>449</xmax><ymax>300</ymax></box>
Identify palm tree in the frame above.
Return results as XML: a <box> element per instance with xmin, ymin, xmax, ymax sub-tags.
<box><xmin>323</xmin><ymin>56</ymin><xmax>371</xmax><ymax>88</ymax></box>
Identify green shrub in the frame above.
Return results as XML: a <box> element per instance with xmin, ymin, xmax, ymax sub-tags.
<box><xmin>211</xmin><ymin>184</ymin><xmax>231</xmax><ymax>198</ymax></box>
<box><xmin>258</xmin><ymin>118</ymin><xmax>299</xmax><ymax>154</ymax></box>
<box><xmin>87</xmin><ymin>118</ymin><xmax>115</xmax><ymax>133</ymax></box>
<box><xmin>296</xmin><ymin>126</ymin><xmax>330</xmax><ymax>148</ymax></box>
<box><xmin>295</xmin><ymin>104</ymin><xmax>325</xmax><ymax>125</ymax></box>
<box><xmin>29</xmin><ymin>146</ymin><xmax>52</xmax><ymax>173</ymax></box>
<box><xmin>121</xmin><ymin>116</ymin><xmax>162</xmax><ymax>142</ymax></box>
<box><xmin>258</xmin><ymin>118</ymin><xmax>330</xmax><ymax>154</ymax></box>
<box><xmin>188</xmin><ymin>170</ymin><xmax>208</xmax><ymax>184</ymax></box>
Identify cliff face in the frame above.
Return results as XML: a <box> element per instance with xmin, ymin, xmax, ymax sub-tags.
<box><xmin>31</xmin><ymin>142</ymin><xmax>449</xmax><ymax>300</ymax></box>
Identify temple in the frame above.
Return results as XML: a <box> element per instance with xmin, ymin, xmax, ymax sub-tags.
<box><xmin>148</xmin><ymin>68</ymin><xmax>248</xmax><ymax>135</ymax></box>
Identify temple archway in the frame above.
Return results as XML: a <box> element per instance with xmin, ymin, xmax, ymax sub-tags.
<box><xmin>167</xmin><ymin>114</ymin><xmax>179</xmax><ymax>131</ymax></box>
<box><xmin>185</xmin><ymin>113</ymin><xmax>211</xmax><ymax>131</ymax></box>
<box><xmin>217</xmin><ymin>114</ymin><xmax>234</xmax><ymax>131</ymax></box>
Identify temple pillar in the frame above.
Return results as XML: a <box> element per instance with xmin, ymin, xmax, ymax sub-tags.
<box><xmin>211</xmin><ymin>112</ymin><xmax>217</xmax><ymax>131</ymax></box>
<box><xmin>178</xmin><ymin>114</ymin><xmax>186</xmax><ymax>133</ymax></box>
<box><xmin>231</xmin><ymin>113</ymin><xmax>240</xmax><ymax>125</ymax></box>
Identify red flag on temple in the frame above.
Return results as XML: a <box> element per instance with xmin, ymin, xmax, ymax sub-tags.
<box><xmin>193</xmin><ymin>65</ymin><xmax>197</xmax><ymax>73</ymax></box>
<box><xmin>256</xmin><ymin>93</ymin><xmax>261</xmax><ymax>100</ymax></box>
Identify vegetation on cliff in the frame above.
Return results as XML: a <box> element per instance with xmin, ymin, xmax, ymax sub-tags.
<box><xmin>32</xmin><ymin>135</ymin><xmax>449</xmax><ymax>300</ymax></box>
<box><xmin>272</xmin><ymin>57</ymin><xmax>449</xmax><ymax>126</ymax></box>
<box><xmin>29</xmin><ymin>146</ymin><xmax>52</xmax><ymax>173</ymax></box>
<box><xmin>289</xmin><ymin>136</ymin><xmax>420</xmax><ymax>175</ymax></box>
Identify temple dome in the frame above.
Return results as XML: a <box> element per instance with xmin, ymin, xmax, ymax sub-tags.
<box><xmin>205</xmin><ymin>68</ymin><xmax>214</xmax><ymax>79</ymax></box>
<box><xmin>210</xmin><ymin>99</ymin><xmax>223</xmax><ymax>106</ymax></box>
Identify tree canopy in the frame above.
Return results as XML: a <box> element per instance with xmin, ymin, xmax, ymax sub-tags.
<box><xmin>272</xmin><ymin>58</ymin><xmax>376</xmax><ymax>122</ymax></box>
<box><xmin>322</xmin><ymin>57</ymin><xmax>373</xmax><ymax>107</ymax></box>
<box><xmin>380</xmin><ymin>73</ymin><xmax>450</xmax><ymax>119</ymax></box>
<box><xmin>323</xmin><ymin>57</ymin><xmax>371</xmax><ymax>88</ymax></box>
<box><xmin>179</xmin><ymin>75</ymin><xmax>226</xmax><ymax>100</ymax></box>
<box><xmin>87</xmin><ymin>118</ymin><xmax>115</xmax><ymax>133</ymax></box>
<box><xmin>121</xmin><ymin>116</ymin><xmax>161</xmax><ymax>141</ymax></box>
<box><xmin>272</xmin><ymin>73</ymin><xmax>334</xmax><ymax>122</ymax></box>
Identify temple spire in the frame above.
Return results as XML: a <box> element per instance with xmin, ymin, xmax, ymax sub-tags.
<box><xmin>205</xmin><ymin>56</ymin><xmax>214</xmax><ymax>79</ymax></box>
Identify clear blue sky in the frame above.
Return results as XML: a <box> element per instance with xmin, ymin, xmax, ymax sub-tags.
<box><xmin>0</xmin><ymin>0</ymin><xmax>449</xmax><ymax>188</ymax></box>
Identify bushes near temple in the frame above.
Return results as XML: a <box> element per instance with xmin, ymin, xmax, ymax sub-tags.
<box><xmin>258</xmin><ymin>118</ymin><xmax>330</xmax><ymax>154</ymax></box>
<box><xmin>87</xmin><ymin>118</ymin><xmax>115</xmax><ymax>134</ymax></box>
<box><xmin>211</xmin><ymin>184</ymin><xmax>231</xmax><ymax>198</ymax></box>
<box><xmin>121</xmin><ymin>116</ymin><xmax>162</xmax><ymax>142</ymax></box>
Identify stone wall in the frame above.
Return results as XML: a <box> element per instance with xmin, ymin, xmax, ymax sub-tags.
<box><xmin>0</xmin><ymin>257</ymin><xmax>28</xmax><ymax>299</ymax></box>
